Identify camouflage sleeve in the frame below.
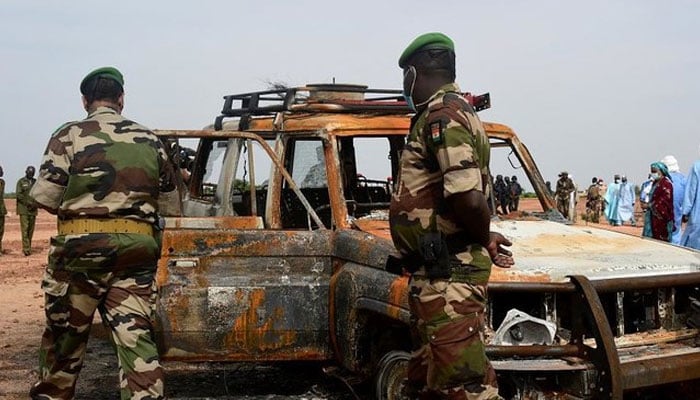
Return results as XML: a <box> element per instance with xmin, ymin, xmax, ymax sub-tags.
<box><xmin>424</xmin><ymin>101</ymin><xmax>487</xmax><ymax>198</ymax></box>
<box><xmin>30</xmin><ymin>123</ymin><xmax>73</xmax><ymax>212</ymax></box>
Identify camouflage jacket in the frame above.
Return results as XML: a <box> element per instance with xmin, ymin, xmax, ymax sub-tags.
<box><xmin>16</xmin><ymin>177</ymin><xmax>37</xmax><ymax>215</ymax></box>
<box><xmin>586</xmin><ymin>184</ymin><xmax>601</xmax><ymax>202</ymax></box>
<box><xmin>555</xmin><ymin>177</ymin><xmax>575</xmax><ymax>200</ymax></box>
<box><xmin>31</xmin><ymin>106</ymin><xmax>176</xmax><ymax>224</ymax></box>
<box><xmin>390</xmin><ymin>83</ymin><xmax>492</xmax><ymax>282</ymax></box>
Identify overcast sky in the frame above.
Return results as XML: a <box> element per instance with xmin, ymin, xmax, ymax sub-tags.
<box><xmin>1</xmin><ymin>1</ymin><xmax>699</xmax><ymax>193</ymax></box>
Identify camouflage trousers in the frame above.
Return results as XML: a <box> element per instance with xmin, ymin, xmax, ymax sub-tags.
<box><xmin>30</xmin><ymin>268</ymin><xmax>164</xmax><ymax>400</ymax></box>
<box><xmin>20</xmin><ymin>213</ymin><xmax>36</xmax><ymax>254</ymax></box>
<box><xmin>556</xmin><ymin>197</ymin><xmax>570</xmax><ymax>219</ymax></box>
<box><xmin>586</xmin><ymin>200</ymin><xmax>601</xmax><ymax>223</ymax></box>
<box><xmin>407</xmin><ymin>277</ymin><xmax>501</xmax><ymax>400</ymax></box>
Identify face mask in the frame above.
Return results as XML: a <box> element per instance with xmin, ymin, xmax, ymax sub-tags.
<box><xmin>614</xmin><ymin>179</ymin><xmax>620</xmax><ymax>183</ymax></box>
<box><xmin>402</xmin><ymin>66</ymin><xmax>417</xmax><ymax>111</ymax></box>
<box><xmin>650</xmin><ymin>172</ymin><xmax>661</xmax><ymax>181</ymax></box>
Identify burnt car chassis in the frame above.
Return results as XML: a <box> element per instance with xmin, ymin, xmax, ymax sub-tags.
<box><xmin>153</xmin><ymin>84</ymin><xmax>700</xmax><ymax>400</ymax></box>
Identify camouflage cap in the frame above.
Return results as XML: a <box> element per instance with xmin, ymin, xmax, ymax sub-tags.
<box><xmin>80</xmin><ymin>66</ymin><xmax>124</xmax><ymax>95</ymax></box>
<box><xmin>398</xmin><ymin>32</ymin><xmax>454</xmax><ymax>68</ymax></box>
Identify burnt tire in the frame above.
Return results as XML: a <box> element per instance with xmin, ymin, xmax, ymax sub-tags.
<box><xmin>374</xmin><ymin>350</ymin><xmax>409</xmax><ymax>400</ymax></box>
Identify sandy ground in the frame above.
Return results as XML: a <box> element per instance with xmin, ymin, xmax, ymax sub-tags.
<box><xmin>0</xmin><ymin>203</ymin><xmax>54</xmax><ymax>400</ymax></box>
<box><xmin>0</xmin><ymin>198</ymin><xmax>645</xmax><ymax>399</ymax></box>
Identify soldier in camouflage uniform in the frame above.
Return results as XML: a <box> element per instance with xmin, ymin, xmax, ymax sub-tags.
<box><xmin>0</xmin><ymin>165</ymin><xmax>6</xmax><ymax>253</ymax></box>
<box><xmin>555</xmin><ymin>171</ymin><xmax>575</xmax><ymax>219</ymax></box>
<box><xmin>29</xmin><ymin>67</ymin><xmax>176</xmax><ymax>400</ymax></box>
<box><xmin>16</xmin><ymin>165</ymin><xmax>37</xmax><ymax>255</ymax></box>
<box><xmin>391</xmin><ymin>33</ymin><xmax>514</xmax><ymax>400</ymax></box>
<box><xmin>586</xmin><ymin>177</ymin><xmax>602</xmax><ymax>223</ymax></box>
<box><xmin>509</xmin><ymin>176</ymin><xmax>522</xmax><ymax>212</ymax></box>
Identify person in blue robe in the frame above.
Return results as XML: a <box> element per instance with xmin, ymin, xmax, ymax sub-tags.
<box><xmin>604</xmin><ymin>174</ymin><xmax>622</xmax><ymax>226</ymax></box>
<box><xmin>662</xmin><ymin>155</ymin><xmax>686</xmax><ymax>245</ymax></box>
<box><xmin>618</xmin><ymin>176</ymin><xmax>636</xmax><ymax>226</ymax></box>
<box><xmin>681</xmin><ymin>154</ymin><xmax>700</xmax><ymax>249</ymax></box>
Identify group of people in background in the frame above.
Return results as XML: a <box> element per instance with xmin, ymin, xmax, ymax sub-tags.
<box><xmin>0</xmin><ymin>165</ymin><xmax>37</xmax><ymax>256</ymax></box>
<box><xmin>493</xmin><ymin>174</ymin><xmax>523</xmax><ymax>214</ymax></box>
<box><xmin>602</xmin><ymin>174</ymin><xmax>637</xmax><ymax>227</ymax></box>
<box><xmin>642</xmin><ymin>154</ymin><xmax>700</xmax><ymax>249</ymax></box>
<box><xmin>581</xmin><ymin>152</ymin><xmax>700</xmax><ymax>250</ymax></box>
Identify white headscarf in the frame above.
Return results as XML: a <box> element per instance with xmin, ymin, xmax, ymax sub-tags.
<box><xmin>661</xmin><ymin>155</ymin><xmax>680</xmax><ymax>173</ymax></box>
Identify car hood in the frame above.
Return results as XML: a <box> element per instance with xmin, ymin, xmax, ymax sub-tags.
<box><xmin>351</xmin><ymin>219</ymin><xmax>700</xmax><ymax>283</ymax></box>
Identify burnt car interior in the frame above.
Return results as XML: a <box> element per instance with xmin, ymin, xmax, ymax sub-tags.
<box><xmin>280</xmin><ymin>136</ymin><xmax>402</xmax><ymax>229</ymax></box>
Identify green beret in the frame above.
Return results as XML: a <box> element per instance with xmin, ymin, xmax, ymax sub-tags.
<box><xmin>398</xmin><ymin>32</ymin><xmax>455</xmax><ymax>68</ymax></box>
<box><xmin>80</xmin><ymin>66</ymin><xmax>124</xmax><ymax>95</ymax></box>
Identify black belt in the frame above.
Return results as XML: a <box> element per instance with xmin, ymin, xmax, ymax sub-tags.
<box><xmin>386</xmin><ymin>233</ymin><xmax>472</xmax><ymax>274</ymax></box>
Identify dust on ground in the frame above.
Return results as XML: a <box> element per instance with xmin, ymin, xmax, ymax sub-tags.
<box><xmin>0</xmin><ymin>198</ymin><xmax>648</xmax><ymax>399</ymax></box>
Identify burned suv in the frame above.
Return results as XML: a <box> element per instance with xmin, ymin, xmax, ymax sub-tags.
<box><xmin>154</xmin><ymin>84</ymin><xmax>700</xmax><ymax>399</ymax></box>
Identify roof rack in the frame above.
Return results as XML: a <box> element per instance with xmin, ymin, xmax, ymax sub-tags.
<box><xmin>214</xmin><ymin>84</ymin><xmax>490</xmax><ymax>130</ymax></box>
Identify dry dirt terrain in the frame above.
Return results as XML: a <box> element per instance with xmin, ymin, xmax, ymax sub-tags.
<box><xmin>0</xmin><ymin>198</ymin><xmax>644</xmax><ymax>399</ymax></box>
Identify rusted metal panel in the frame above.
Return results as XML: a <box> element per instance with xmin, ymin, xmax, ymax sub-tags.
<box><xmin>620</xmin><ymin>347</ymin><xmax>700</xmax><ymax>389</ymax></box>
<box><xmin>330</xmin><ymin>259</ymin><xmax>412</xmax><ymax>372</ymax></box>
<box><xmin>325</xmin><ymin>134</ymin><xmax>349</xmax><ymax>230</ymax></box>
<box><xmin>610</xmin><ymin>328</ymin><xmax>698</xmax><ymax>349</ymax></box>
<box><xmin>161</xmin><ymin>228</ymin><xmax>332</xmax><ymax>257</ymax></box>
<box><xmin>490</xmin><ymin>220</ymin><xmax>700</xmax><ymax>283</ymax></box>
<box><xmin>569</xmin><ymin>275</ymin><xmax>623</xmax><ymax>399</ymax></box>
<box><xmin>156</xmin><ymin>228</ymin><xmax>333</xmax><ymax>362</ymax></box>
<box><xmin>351</xmin><ymin>219</ymin><xmax>392</xmax><ymax>240</ymax></box>
<box><xmin>247</xmin><ymin>114</ymin><xmax>410</xmax><ymax>134</ymax></box>
<box><xmin>488</xmin><ymin>344</ymin><xmax>580</xmax><ymax>359</ymax></box>
<box><xmin>490</xmin><ymin>357</ymin><xmax>591</xmax><ymax>371</ymax></box>
<box><xmin>164</xmin><ymin>216</ymin><xmax>264</xmax><ymax>230</ymax></box>
<box><xmin>349</xmin><ymin>218</ymin><xmax>700</xmax><ymax>284</ymax></box>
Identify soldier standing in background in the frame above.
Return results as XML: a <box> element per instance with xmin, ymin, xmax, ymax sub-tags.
<box><xmin>0</xmin><ymin>166</ymin><xmax>6</xmax><ymax>254</ymax></box>
<box><xmin>29</xmin><ymin>66</ymin><xmax>176</xmax><ymax>400</ymax></box>
<box><xmin>503</xmin><ymin>176</ymin><xmax>512</xmax><ymax>211</ymax></box>
<box><xmin>494</xmin><ymin>174</ymin><xmax>509</xmax><ymax>214</ymax></box>
<box><xmin>509</xmin><ymin>175</ymin><xmax>522</xmax><ymax>212</ymax></box>
<box><xmin>555</xmin><ymin>171</ymin><xmax>574</xmax><ymax>219</ymax></box>
<box><xmin>391</xmin><ymin>32</ymin><xmax>513</xmax><ymax>400</ymax></box>
<box><xmin>16</xmin><ymin>165</ymin><xmax>37</xmax><ymax>255</ymax></box>
<box><xmin>586</xmin><ymin>177</ymin><xmax>602</xmax><ymax>223</ymax></box>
